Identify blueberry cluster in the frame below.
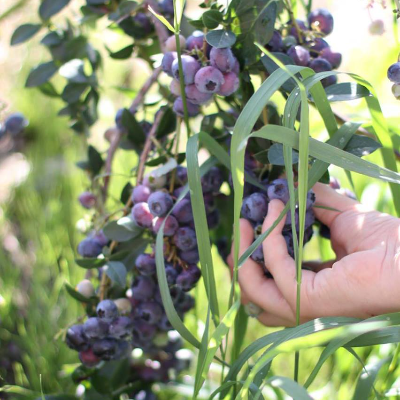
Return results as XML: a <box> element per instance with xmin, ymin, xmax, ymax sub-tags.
<box><xmin>161</xmin><ymin>32</ymin><xmax>240</xmax><ymax>117</ymax></box>
<box><xmin>241</xmin><ymin>178</ymin><xmax>315</xmax><ymax>268</ymax></box>
<box><xmin>266</xmin><ymin>8</ymin><xmax>341</xmax><ymax>87</ymax></box>
<box><xmin>387</xmin><ymin>61</ymin><xmax>400</xmax><ymax>100</ymax></box>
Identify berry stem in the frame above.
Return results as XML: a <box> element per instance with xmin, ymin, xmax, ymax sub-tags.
<box><xmin>169</xmin><ymin>117</ymin><xmax>182</xmax><ymax>192</ymax></box>
<box><xmin>284</xmin><ymin>0</ymin><xmax>304</xmax><ymax>43</ymax></box>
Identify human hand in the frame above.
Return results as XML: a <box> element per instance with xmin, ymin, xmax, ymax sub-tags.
<box><xmin>228</xmin><ymin>183</ymin><xmax>400</xmax><ymax>327</ymax></box>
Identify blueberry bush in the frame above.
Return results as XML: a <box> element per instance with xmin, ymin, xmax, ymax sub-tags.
<box><xmin>2</xmin><ymin>0</ymin><xmax>400</xmax><ymax>399</ymax></box>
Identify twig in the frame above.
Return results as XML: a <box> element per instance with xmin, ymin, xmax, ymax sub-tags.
<box><xmin>333</xmin><ymin>111</ymin><xmax>376</xmax><ymax>139</ymax></box>
<box><xmin>102</xmin><ymin>66</ymin><xmax>162</xmax><ymax>200</ymax></box>
<box><xmin>145</xmin><ymin>0</ymin><xmax>170</xmax><ymax>53</ymax></box>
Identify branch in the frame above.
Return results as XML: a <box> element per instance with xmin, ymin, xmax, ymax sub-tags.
<box><xmin>145</xmin><ymin>0</ymin><xmax>170</xmax><ymax>53</ymax></box>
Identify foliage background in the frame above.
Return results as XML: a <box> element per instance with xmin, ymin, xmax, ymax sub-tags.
<box><xmin>0</xmin><ymin>0</ymin><xmax>399</xmax><ymax>398</ymax></box>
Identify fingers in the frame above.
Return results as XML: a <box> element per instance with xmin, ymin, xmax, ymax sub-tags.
<box><xmin>312</xmin><ymin>183</ymin><xmax>359</xmax><ymax>227</ymax></box>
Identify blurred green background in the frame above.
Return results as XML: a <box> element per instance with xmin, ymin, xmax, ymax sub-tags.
<box><xmin>0</xmin><ymin>0</ymin><xmax>399</xmax><ymax>399</ymax></box>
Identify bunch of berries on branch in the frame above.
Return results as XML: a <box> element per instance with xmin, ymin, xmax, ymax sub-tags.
<box><xmin>162</xmin><ymin>32</ymin><xmax>240</xmax><ymax>117</ymax></box>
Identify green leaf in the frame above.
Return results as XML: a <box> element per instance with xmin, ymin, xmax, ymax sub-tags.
<box><xmin>344</xmin><ymin>134</ymin><xmax>382</xmax><ymax>157</ymax></box>
<box><xmin>88</xmin><ymin>145</ymin><xmax>104</xmax><ymax>175</ymax></box>
<box><xmin>148</xmin><ymin>6</ymin><xmax>174</xmax><ymax>32</ymax></box>
<box><xmin>11</xmin><ymin>23</ymin><xmax>42</xmax><ymax>46</ymax></box>
<box><xmin>25</xmin><ymin>61</ymin><xmax>58</xmax><ymax>87</ymax></box>
<box><xmin>324</xmin><ymin>82</ymin><xmax>371</xmax><ymax>102</ymax></box>
<box><xmin>202</xmin><ymin>10</ymin><xmax>223</xmax><ymax>29</ymax></box>
<box><xmin>108</xmin><ymin>44</ymin><xmax>134</xmax><ymax>60</ymax></box>
<box><xmin>187</xmin><ymin>135</ymin><xmax>220</xmax><ymax>325</ymax></box>
<box><xmin>38</xmin><ymin>82</ymin><xmax>59</xmax><ymax>98</ymax></box>
<box><xmin>173</xmin><ymin>0</ymin><xmax>185</xmax><ymax>27</ymax></box>
<box><xmin>75</xmin><ymin>258</ymin><xmax>106</xmax><ymax>269</ymax></box>
<box><xmin>254</xmin><ymin>1</ymin><xmax>277</xmax><ymax>45</ymax></box>
<box><xmin>156</xmin><ymin>106</ymin><xmax>176</xmax><ymax>138</ymax></box>
<box><xmin>41</xmin><ymin>31</ymin><xmax>62</xmax><ymax>46</ymax></box>
<box><xmin>121</xmin><ymin>109</ymin><xmax>146</xmax><ymax>145</ymax></box>
<box><xmin>120</xmin><ymin>182</ymin><xmax>133</xmax><ymax>204</ymax></box>
<box><xmin>266</xmin><ymin>376</ymin><xmax>313</xmax><ymax>399</ymax></box>
<box><xmin>39</xmin><ymin>0</ymin><xmax>71</xmax><ymax>20</ymax></box>
<box><xmin>104</xmin><ymin>261</ymin><xmax>127</xmax><ymax>286</ymax></box>
<box><xmin>206</xmin><ymin>29</ymin><xmax>236</xmax><ymax>48</ymax></box>
<box><xmin>102</xmin><ymin>217</ymin><xmax>142</xmax><ymax>242</ymax></box>
<box><xmin>268</xmin><ymin>143</ymin><xmax>299</xmax><ymax>165</ymax></box>
<box><xmin>61</xmin><ymin>83</ymin><xmax>88</xmax><ymax>103</ymax></box>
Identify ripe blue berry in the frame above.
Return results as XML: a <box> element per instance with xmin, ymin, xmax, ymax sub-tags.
<box><xmin>241</xmin><ymin>193</ymin><xmax>268</xmax><ymax>222</ymax></box>
<box><xmin>201</xmin><ymin>167</ymin><xmax>223</xmax><ymax>193</ymax></box>
<box><xmin>77</xmin><ymin>237</ymin><xmax>103</xmax><ymax>258</ymax></box>
<box><xmin>185</xmin><ymin>84</ymin><xmax>213</xmax><ymax>105</ymax></box>
<box><xmin>148</xmin><ymin>191</ymin><xmax>173</xmax><ymax>217</ymax></box>
<box><xmin>165</xmin><ymin>263</ymin><xmax>179</xmax><ymax>285</ymax></box>
<box><xmin>171</xmin><ymin>55</ymin><xmax>201</xmax><ymax>85</ymax></box>
<box><xmin>195</xmin><ymin>66</ymin><xmax>225</xmax><ymax>94</ymax></box>
<box><xmin>308</xmin><ymin>8</ymin><xmax>334</xmax><ymax>35</ymax></box>
<box><xmin>109</xmin><ymin>316</ymin><xmax>134</xmax><ymax>339</ymax></box>
<box><xmin>83</xmin><ymin>317</ymin><xmax>109</xmax><ymax>339</ymax></box>
<box><xmin>152</xmin><ymin>215</ymin><xmax>179</xmax><ymax>236</ymax></box>
<box><xmin>176</xmin><ymin>265</ymin><xmax>201</xmax><ymax>291</ymax></box>
<box><xmin>173</xmin><ymin>97</ymin><xmax>200</xmax><ymax>117</ymax></box>
<box><xmin>174</xmin><ymin>227</ymin><xmax>197</xmax><ymax>251</ymax></box>
<box><xmin>159</xmin><ymin>0</ymin><xmax>174</xmax><ymax>15</ymax></box>
<box><xmin>131</xmin><ymin>184</ymin><xmax>151</xmax><ymax>204</ymax></box>
<box><xmin>267</xmin><ymin>30</ymin><xmax>283</xmax><ymax>51</ymax></box>
<box><xmin>250</xmin><ymin>245</ymin><xmax>264</xmax><ymax>264</ymax></box>
<box><xmin>289</xmin><ymin>20</ymin><xmax>308</xmax><ymax>41</ymax></box>
<box><xmin>158</xmin><ymin>314</ymin><xmax>173</xmax><ymax>331</ymax></box>
<box><xmin>97</xmin><ymin>300</ymin><xmax>119</xmax><ymax>319</ymax></box>
<box><xmin>186</xmin><ymin>30</ymin><xmax>204</xmax><ymax>51</ymax></box>
<box><xmin>136</xmin><ymin>253</ymin><xmax>156</xmax><ymax>276</ymax></box>
<box><xmin>78</xmin><ymin>191</ymin><xmax>96</xmax><ymax>209</ymax></box>
<box><xmin>3</xmin><ymin>113</ymin><xmax>28</xmax><ymax>135</ymax></box>
<box><xmin>210</xmin><ymin>47</ymin><xmax>236</xmax><ymax>72</ymax></box>
<box><xmin>217</xmin><ymin>72</ymin><xmax>240</xmax><ymax>96</ymax></box>
<box><xmin>162</xmin><ymin>52</ymin><xmax>177</xmax><ymax>76</ymax></box>
<box><xmin>309</xmin><ymin>57</ymin><xmax>332</xmax><ymax>73</ymax></box>
<box><xmin>320</xmin><ymin>48</ymin><xmax>342</xmax><ymax>69</ymax></box>
<box><xmin>93</xmin><ymin>230</ymin><xmax>108</xmax><ymax>247</ymax></box>
<box><xmin>207</xmin><ymin>209</ymin><xmax>220</xmax><ymax>229</ymax></box>
<box><xmin>287</xmin><ymin>45</ymin><xmax>310</xmax><ymax>66</ymax></box>
<box><xmin>132</xmin><ymin>202</ymin><xmax>154</xmax><ymax>228</ymax></box>
<box><xmin>131</xmin><ymin>276</ymin><xmax>156</xmax><ymax>300</ymax></box>
<box><xmin>137</xmin><ymin>301</ymin><xmax>163</xmax><ymax>324</ymax></box>
<box><xmin>132</xmin><ymin>320</ymin><xmax>157</xmax><ymax>341</ymax></box>
<box><xmin>177</xmin><ymin>293</ymin><xmax>195</xmax><ymax>312</ymax></box>
<box><xmin>268</xmin><ymin>179</ymin><xmax>289</xmax><ymax>203</ymax></box>
<box><xmin>92</xmin><ymin>338</ymin><xmax>119</xmax><ymax>361</ymax></box>
<box><xmin>178</xmin><ymin>248</ymin><xmax>199</xmax><ymax>264</ymax></box>
<box><xmin>66</xmin><ymin>325</ymin><xmax>89</xmax><ymax>351</ymax></box>
<box><xmin>309</xmin><ymin>37</ymin><xmax>329</xmax><ymax>57</ymax></box>
<box><xmin>388</xmin><ymin>62</ymin><xmax>400</xmax><ymax>83</ymax></box>
<box><xmin>172</xmin><ymin>198</ymin><xmax>193</xmax><ymax>223</ymax></box>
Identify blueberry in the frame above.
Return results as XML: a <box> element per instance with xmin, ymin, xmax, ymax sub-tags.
<box><xmin>172</xmin><ymin>198</ymin><xmax>193</xmax><ymax>223</ymax></box>
<box><xmin>97</xmin><ymin>299</ymin><xmax>118</xmax><ymax>319</ymax></box>
<box><xmin>289</xmin><ymin>19</ymin><xmax>308</xmax><ymax>41</ymax></box>
<box><xmin>309</xmin><ymin>57</ymin><xmax>332</xmax><ymax>73</ymax></box>
<box><xmin>287</xmin><ymin>45</ymin><xmax>310</xmax><ymax>66</ymax></box>
<box><xmin>185</xmin><ymin>84</ymin><xmax>213</xmax><ymax>105</ymax></box>
<box><xmin>174</xmin><ymin>227</ymin><xmax>197</xmax><ymax>251</ymax></box>
<box><xmin>147</xmin><ymin>191</ymin><xmax>173</xmax><ymax>217</ymax></box>
<box><xmin>250</xmin><ymin>245</ymin><xmax>264</xmax><ymax>264</ymax></box>
<box><xmin>309</xmin><ymin>37</ymin><xmax>329</xmax><ymax>57</ymax></box>
<box><xmin>388</xmin><ymin>62</ymin><xmax>400</xmax><ymax>83</ymax></box>
<box><xmin>176</xmin><ymin>265</ymin><xmax>201</xmax><ymax>291</ymax></box>
<box><xmin>131</xmin><ymin>276</ymin><xmax>156</xmax><ymax>300</ymax></box>
<box><xmin>159</xmin><ymin>0</ymin><xmax>174</xmax><ymax>16</ymax></box>
<box><xmin>78</xmin><ymin>191</ymin><xmax>97</xmax><ymax>209</ymax></box>
<box><xmin>83</xmin><ymin>317</ymin><xmax>109</xmax><ymax>340</ymax></box>
<box><xmin>131</xmin><ymin>184</ymin><xmax>152</xmax><ymax>204</ymax></box>
<box><xmin>241</xmin><ymin>193</ymin><xmax>268</xmax><ymax>222</ymax></box>
<box><xmin>201</xmin><ymin>167</ymin><xmax>223</xmax><ymax>193</ymax></box>
<box><xmin>232</xmin><ymin>58</ymin><xmax>240</xmax><ymax>75</ymax></box>
<box><xmin>152</xmin><ymin>215</ymin><xmax>179</xmax><ymax>236</ymax></box>
<box><xmin>165</xmin><ymin>35</ymin><xmax>186</xmax><ymax>52</ymax></box>
<box><xmin>93</xmin><ymin>230</ymin><xmax>109</xmax><ymax>247</ymax></box>
<box><xmin>162</xmin><ymin>52</ymin><xmax>177</xmax><ymax>76</ymax></box>
<box><xmin>109</xmin><ymin>316</ymin><xmax>134</xmax><ymax>339</ymax></box>
<box><xmin>170</xmin><ymin>79</ymin><xmax>181</xmax><ymax>96</ymax></box>
<box><xmin>132</xmin><ymin>320</ymin><xmax>157</xmax><ymax>341</ymax></box>
<box><xmin>320</xmin><ymin>48</ymin><xmax>342</xmax><ymax>69</ymax></box>
<box><xmin>203</xmin><ymin>193</ymin><xmax>216</xmax><ymax>212</ymax></box>
<box><xmin>207</xmin><ymin>209</ymin><xmax>220</xmax><ymax>229</ymax></box>
<box><xmin>319</xmin><ymin>223</ymin><xmax>331</xmax><ymax>239</ymax></box>
<box><xmin>165</xmin><ymin>263</ymin><xmax>179</xmax><ymax>285</ymax></box>
<box><xmin>66</xmin><ymin>325</ymin><xmax>89</xmax><ymax>351</ymax></box>
<box><xmin>133</xmin><ymin>12</ymin><xmax>153</xmax><ymax>35</ymax></box>
<box><xmin>177</xmin><ymin>293</ymin><xmax>195</xmax><ymax>312</ymax></box>
<box><xmin>77</xmin><ymin>237</ymin><xmax>103</xmax><ymax>258</ymax></box>
<box><xmin>178</xmin><ymin>248</ymin><xmax>199</xmax><ymax>264</ymax></box>
<box><xmin>268</xmin><ymin>179</ymin><xmax>289</xmax><ymax>203</ymax></box>
<box><xmin>175</xmin><ymin>166</ymin><xmax>188</xmax><ymax>184</ymax></box>
<box><xmin>210</xmin><ymin>47</ymin><xmax>236</xmax><ymax>72</ymax></box>
<box><xmin>115</xmin><ymin>108</ymin><xmax>125</xmax><ymax>131</ymax></box>
<box><xmin>79</xmin><ymin>348</ymin><xmax>100</xmax><ymax>367</ymax></box>
<box><xmin>321</xmin><ymin>74</ymin><xmax>337</xmax><ymax>87</ymax></box>
<box><xmin>137</xmin><ymin>301</ymin><xmax>163</xmax><ymax>324</ymax></box>
<box><xmin>92</xmin><ymin>338</ymin><xmax>119</xmax><ymax>361</ymax></box>
<box><xmin>267</xmin><ymin>30</ymin><xmax>283</xmax><ymax>51</ymax></box>
<box><xmin>76</xmin><ymin>279</ymin><xmax>95</xmax><ymax>298</ymax></box>
<box><xmin>158</xmin><ymin>314</ymin><xmax>173</xmax><ymax>331</ymax></box>
<box><xmin>3</xmin><ymin>112</ymin><xmax>28</xmax><ymax>135</ymax></box>
<box><xmin>392</xmin><ymin>83</ymin><xmax>400</xmax><ymax>99</ymax></box>
<box><xmin>132</xmin><ymin>202</ymin><xmax>154</xmax><ymax>228</ymax></box>
<box><xmin>186</xmin><ymin>30</ymin><xmax>204</xmax><ymax>51</ymax></box>
<box><xmin>136</xmin><ymin>253</ymin><xmax>156</xmax><ymax>276</ymax></box>
<box><xmin>173</xmin><ymin>97</ymin><xmax>200</xmax><ymax>117</ymax></box>
<box><xmin>308</xmin><ymin>8</ymin><xmax>334</xmax><ymax>35</ymax></box>
<box><xmin>217</xmin><ymin>72</ymin><xmax>240</xmax><ymax>96</ymax></box>
<box><xmin>283</xmin><ymin>232</ymin><xmax>295</xmax><ymax>258</ymax></box>
<box><xmin>171</xmin><ymin>55</ymin><xmax>201</xmax><ymax>85</ymax></box>
<box><xmin>194</xmin><ymin>66</ymin><xmax>225</xmax><ymax>94</ymax></box>
<box><xmin>307</xmin><ymin>190</ymin><xmax>316</xmax><ymax>209</ymax></box>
